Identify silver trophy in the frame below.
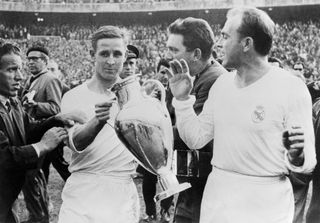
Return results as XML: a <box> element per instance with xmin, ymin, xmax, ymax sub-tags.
<box><xmin>112</xmin><ymin>75</ymin><xmax>191</xmax><ymax>202</ymax></box>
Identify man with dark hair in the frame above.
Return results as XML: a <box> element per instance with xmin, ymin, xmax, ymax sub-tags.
<box><xmin>166</xmin><ymin>17</ymin><xmax>228</xmax><ymax>223</ymax></box>
<box><xmin>0</xmin><ymin>41</ymin><xmax>84</xmax><ymax>223</ymax></box>
<box><xmin>166</xmin><ymin>7</ymin><xmax>316</xmax><ymax>222</ymax></box>
<box><xmin>20</xmin><ymin>44</ymin><xmax>64</xmax><ymax>223</ymax></box>
<box><xmin>120</xmin><ymin>44</ymin><xmax>139</xmax><ymax>79</ymax></box>
<box><xmin>58</xmin><ymin>26</ymin><xmax>139</xmax><ymax>222</ymax></box>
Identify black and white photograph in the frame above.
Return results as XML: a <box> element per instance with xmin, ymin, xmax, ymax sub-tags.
<box><xmin>0</xmin><ymin>0</ymin><xmax>319</xmax><ymax>222</ymax></box>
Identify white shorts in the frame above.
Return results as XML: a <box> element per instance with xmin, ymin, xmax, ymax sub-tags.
<box><xmin>200</xmin><ymin>167</ymin><xmax>294</xmax><ymax>223</ymax></box>
<box><xmin>58</xmin><ymin>172</ymin><xmax>140</xmax><ymax>223</ymax></box>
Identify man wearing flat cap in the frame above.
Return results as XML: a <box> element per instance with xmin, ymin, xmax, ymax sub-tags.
<box><xmin>21</xmin><ymin>44</ymin><xmax>64</xmax><ymax>223</ymax></box>
<box><xmin>120</xmin><ymin>44</ymin><xmax>139</xmax><ymax>79</ymax></box>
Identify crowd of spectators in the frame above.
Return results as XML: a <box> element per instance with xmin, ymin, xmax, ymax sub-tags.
<box><xmin>1</xmin><ymin>20</ymin><xmax>319</xmax><ymax>87</ymax></box>
<box><xmin>0</xmin><ymin>0</ymin><xmax>175</xmax><ymax>3</ymax></box>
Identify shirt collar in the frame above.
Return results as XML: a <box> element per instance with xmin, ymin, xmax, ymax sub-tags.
<box><xmin>0</xmin><ymin>95</ymin><xmax>9</xmax><ymax>106</ymax></box>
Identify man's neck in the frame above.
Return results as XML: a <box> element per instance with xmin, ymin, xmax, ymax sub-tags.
<box><xmin>0</xmin><ymin>95</ymin><xmax>9</xmax><ymax>106</ymax></box>
<box><xmin>87</xmin><ymin>75</ymin><xmax>118</xmax><ymax>95</ymax></box>
<box><xmin>235</xmin><ymin>57</ymin><xmax>270</xmax><ymax>88</ymax></box>
<box><xmin>32</xmin><ymin>68</ymin><xmax>47</xmax><ymax>77</ymax></box>
<box><xmin>192</xmin><ymin>59</ymin><xmax>212</xmax><ymax>77</ymax></box>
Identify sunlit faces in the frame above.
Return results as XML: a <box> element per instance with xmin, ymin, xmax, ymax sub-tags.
<box><xmin>94</xmin><ymin>38</ymin><xmax>127</xmax><ymax>82</ymax></box>
<box><xmin>220</xmin><ymin>16</ymin><xmax>243</xmax><ymax>69</ymax></box>
<box><xmin>0</xmin><ymin>53</ymin><xmax>23</xmax><ymax>98</ymax></box>
<box><xmin>166</xmin><ymin>34</ymin><xmax>195</xmax><ymax>75</ymax></box>
<box><xmin>120</xmin><ymin>58</ymin><xmax>137</xmax><ymax>79</ymax></box>
<box><xmin>27</xmin><ymin>51</ymin><xmax>47</xmax><ymax>75</ymax></box>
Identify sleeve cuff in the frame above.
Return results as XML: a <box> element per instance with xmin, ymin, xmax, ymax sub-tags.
<box><xmin>172</xmin><ymin>95</ymin><xmax>196</xmax><ymax>110</ymax></box>
<box><xmin>31</xmin><ymin>143</ymin><xmax>41</xmax><ymax>157</ymax></box>
<box><xmin>67</xmin><ymin>124</ymin><xmax>86</xmax><ymax>154</ymax></box>
<box><xmin>284</xmin><ymin>150</ymin><xmax>306</xmax><ymax>173</ymax></box>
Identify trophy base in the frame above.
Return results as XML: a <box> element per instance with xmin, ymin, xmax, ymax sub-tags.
<box><xmin>154</xmin><ymin>182</ymin><xmax>191</xmax><ymax>202</ymax></box>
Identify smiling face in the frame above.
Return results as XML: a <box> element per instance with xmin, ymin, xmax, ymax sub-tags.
<box><xmin>0</xmin><ymin>53</ymin><xmax>23</xmax><ymax>98</ymax></box>
<box><xmin>94</xmin><ymin>38</ymin><xmax>127</xmax><ymax>83</ymax></box>
<box><xmin>220</xmin><ymin>15</ymin><xmax>243</xmax><ymax>69</ymax></box>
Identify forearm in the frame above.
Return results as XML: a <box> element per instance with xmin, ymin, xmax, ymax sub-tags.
<box><xmin>173</xmin><ymin>96</ymin><xmax>214</xmax><ymax>150</ymax></box>
<box><xmin>0</xmin><ymin>133</ymin><xmax>38</xmax><ymax>170</ymax></box>
<box><xmin>71</xmin><ymin>118</ymin><xmax>104</xmax><ymax>151</ymax></box>
<box><xmin>28</xmin><ymin>116</ymin><xmax>64</xmax><ymax>143</ymax></box>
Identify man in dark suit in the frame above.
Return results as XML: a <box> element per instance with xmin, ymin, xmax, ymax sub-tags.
<box><xmin>0</xmin><ymin>41</ymin><xmax>83</xmax><ymax>223</ymax></box>
<box><xmin>20</xmin><ymin>44</ymin><xmax>66</xmax><ymax>223</ymax></box>
<box><xmin>165</xmin><ymin>17</ymin><xmax>228</xmax><ymax>223</ymax></box>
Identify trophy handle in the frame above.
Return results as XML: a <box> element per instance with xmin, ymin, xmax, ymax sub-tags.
<box><xmin>142</xmin><ymin>79</ymin><xmax>166</xmax><ymax>107</ymax></box>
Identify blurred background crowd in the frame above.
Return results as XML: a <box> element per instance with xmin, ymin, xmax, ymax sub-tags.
<box><xmin>0</xmin><ymin>20</ymin><xmax>319</xmax><ymax>88</ymax></box>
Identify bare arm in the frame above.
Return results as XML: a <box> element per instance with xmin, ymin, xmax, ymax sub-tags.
<box><xmin>70</xmin><ymin>101</ymin><xmax>113</xmax><ymax>151</ymax></box>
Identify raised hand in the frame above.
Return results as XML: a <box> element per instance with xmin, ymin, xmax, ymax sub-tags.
<box><xmin>36</xmin><ymin>127</ymin><xmax>68</xmax><ymax>156</ymax></box>
<box><xmin>283</xmin><ymin>126</ymin><xmax>305</xmax><ymax>166</ymax></box>
<box><xmin>165</xmin><ymin>59</ymin><xmax>193</xmax><ymax>101</ymax></box>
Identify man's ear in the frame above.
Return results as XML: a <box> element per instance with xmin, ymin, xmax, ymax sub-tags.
<box><xmin>90</xmin><ymin>49</ymin><xmax>95</xmax><ymax>57</ymax></box>
<box><xmin>193</xmin><ymin>48</ymin><xmax>202</xmax><ymax>61</ymax></box>
<box><xmin>242</xmin><ymin>37</ymin><xmax>253</xmax><ymax>53</ymax></box>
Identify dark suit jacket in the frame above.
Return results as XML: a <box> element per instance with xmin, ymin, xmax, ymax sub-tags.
<box><xmin>21</xmin><ymin>70</ymin><xmax>63</xmax><ymax>119</ymax></box>
<box><xmin>173</xmin><ymin>60</ymin><xmax>228</xmax><ymax>178</ymax></box>
<box><xmin>0</xmin><ymin>98</ymin><xmax>62</xmax><ymax>222</ymax></box>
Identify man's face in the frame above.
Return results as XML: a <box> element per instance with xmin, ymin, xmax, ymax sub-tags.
<box><xmin>220</xmin><ymin>16</ymin><xmax>243</xmax><ymax>69</ymax></box>
<box><xmin>94</xmin><ymin>38</ymin><xmax>126</xmax><ymax>83</ymax></box>
<box><xmin>27</xmin><ymin>51</ymin><xmax>47</xmax><ymax>75</ymax></box>
<box><xmin>166</xmin><ymin>34</ymin><xmax>195</xmax><ymax>75</ymax></box>
<box><xmin>0</xmin><ymin>53</ymin><xmax>23</xmax><ymax>98</ymax></box>
<box><xmin>48</xmin><ymin>60</ymin><xmax>63</xmax><ymax>80</ymax></box>
<box><xmin>294</xmin><ymin>64</ymin><xmax>304</xmax><ymax>74</ymax></box>
<box><xmin>120</xmin><ymin>58</ymin><xmax>137</xmax><ymax>79</ymax></box>
<box><xmin>157</xmin><ymin>65</ymin><xmax>169</xmax><ymax>87</ymax></box>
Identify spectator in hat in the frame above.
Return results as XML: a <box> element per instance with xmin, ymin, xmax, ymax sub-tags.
<box><xmin>268</xmin><ymin>56</ymin><xmax>283</xmax><ymax>68</ymax></box>
<box><xmin>120</xmin><ymin>44</ymin><xmax>139</xmax><ymax>79</ymax></box>
<box><xmin>20</xmin><ymin>44</ymin><xmax>64</xmax><ymax>223</ymax></box>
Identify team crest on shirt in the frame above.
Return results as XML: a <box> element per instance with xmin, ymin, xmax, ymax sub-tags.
<box><xmin>252</xmin><ymin>105</ymin><xmax>265</xmax><ymax>123</ymax></box>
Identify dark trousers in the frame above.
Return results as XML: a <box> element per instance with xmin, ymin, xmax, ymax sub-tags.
<box><xmin>41</xmin><ymin>144</ymin><xmax>70</xmax><ymax>182</ymax></box>
<box><xmin>139</xmin><ymin>166</ymin><xmax>173</xmax><ymax>216</ymax></box>
<box><xmin>289</xmin><ymin>172</ymin><xmax>312</xmax><ymax>223</ymax></box>
<box><xmin>22</xmin><ymin>169</ymin><xmax>49</xmax><ymax>223</ymax></box>
<box><xmin>306</xmin><ymin>164</ymin><xmax>320</xmax><ymax>223</ymax></box>
<box><xmin>173</xmin><ymin>177</ymin><xmax>207</xmax><ymax>223</ymax></box>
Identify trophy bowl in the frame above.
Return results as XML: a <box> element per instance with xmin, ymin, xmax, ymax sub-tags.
<box><xmin>112</xmin><ymin>76</ymin><xmax>191</xmax><ymax>202</ymax></box>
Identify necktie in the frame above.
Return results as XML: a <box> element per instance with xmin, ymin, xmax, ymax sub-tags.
<box><xmin>5</xmin><ymin>100</ymin><xmax>11</xmax><ymax>112</ymax></box>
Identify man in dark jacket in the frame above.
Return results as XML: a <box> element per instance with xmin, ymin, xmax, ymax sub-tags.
<box><xmin>165</xmin><ymin>17</ymin><xmax>228</xmax><ymax>223</ymax></box>
<box><xmin>0</xmin><ymin>41</ymin><xmax>84</xmax><ymax>223</ymax></box>
<box><xmin>20</xmin><ymin>44</ymin><xmax>65</xmax><ymax>223</ymax></box>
